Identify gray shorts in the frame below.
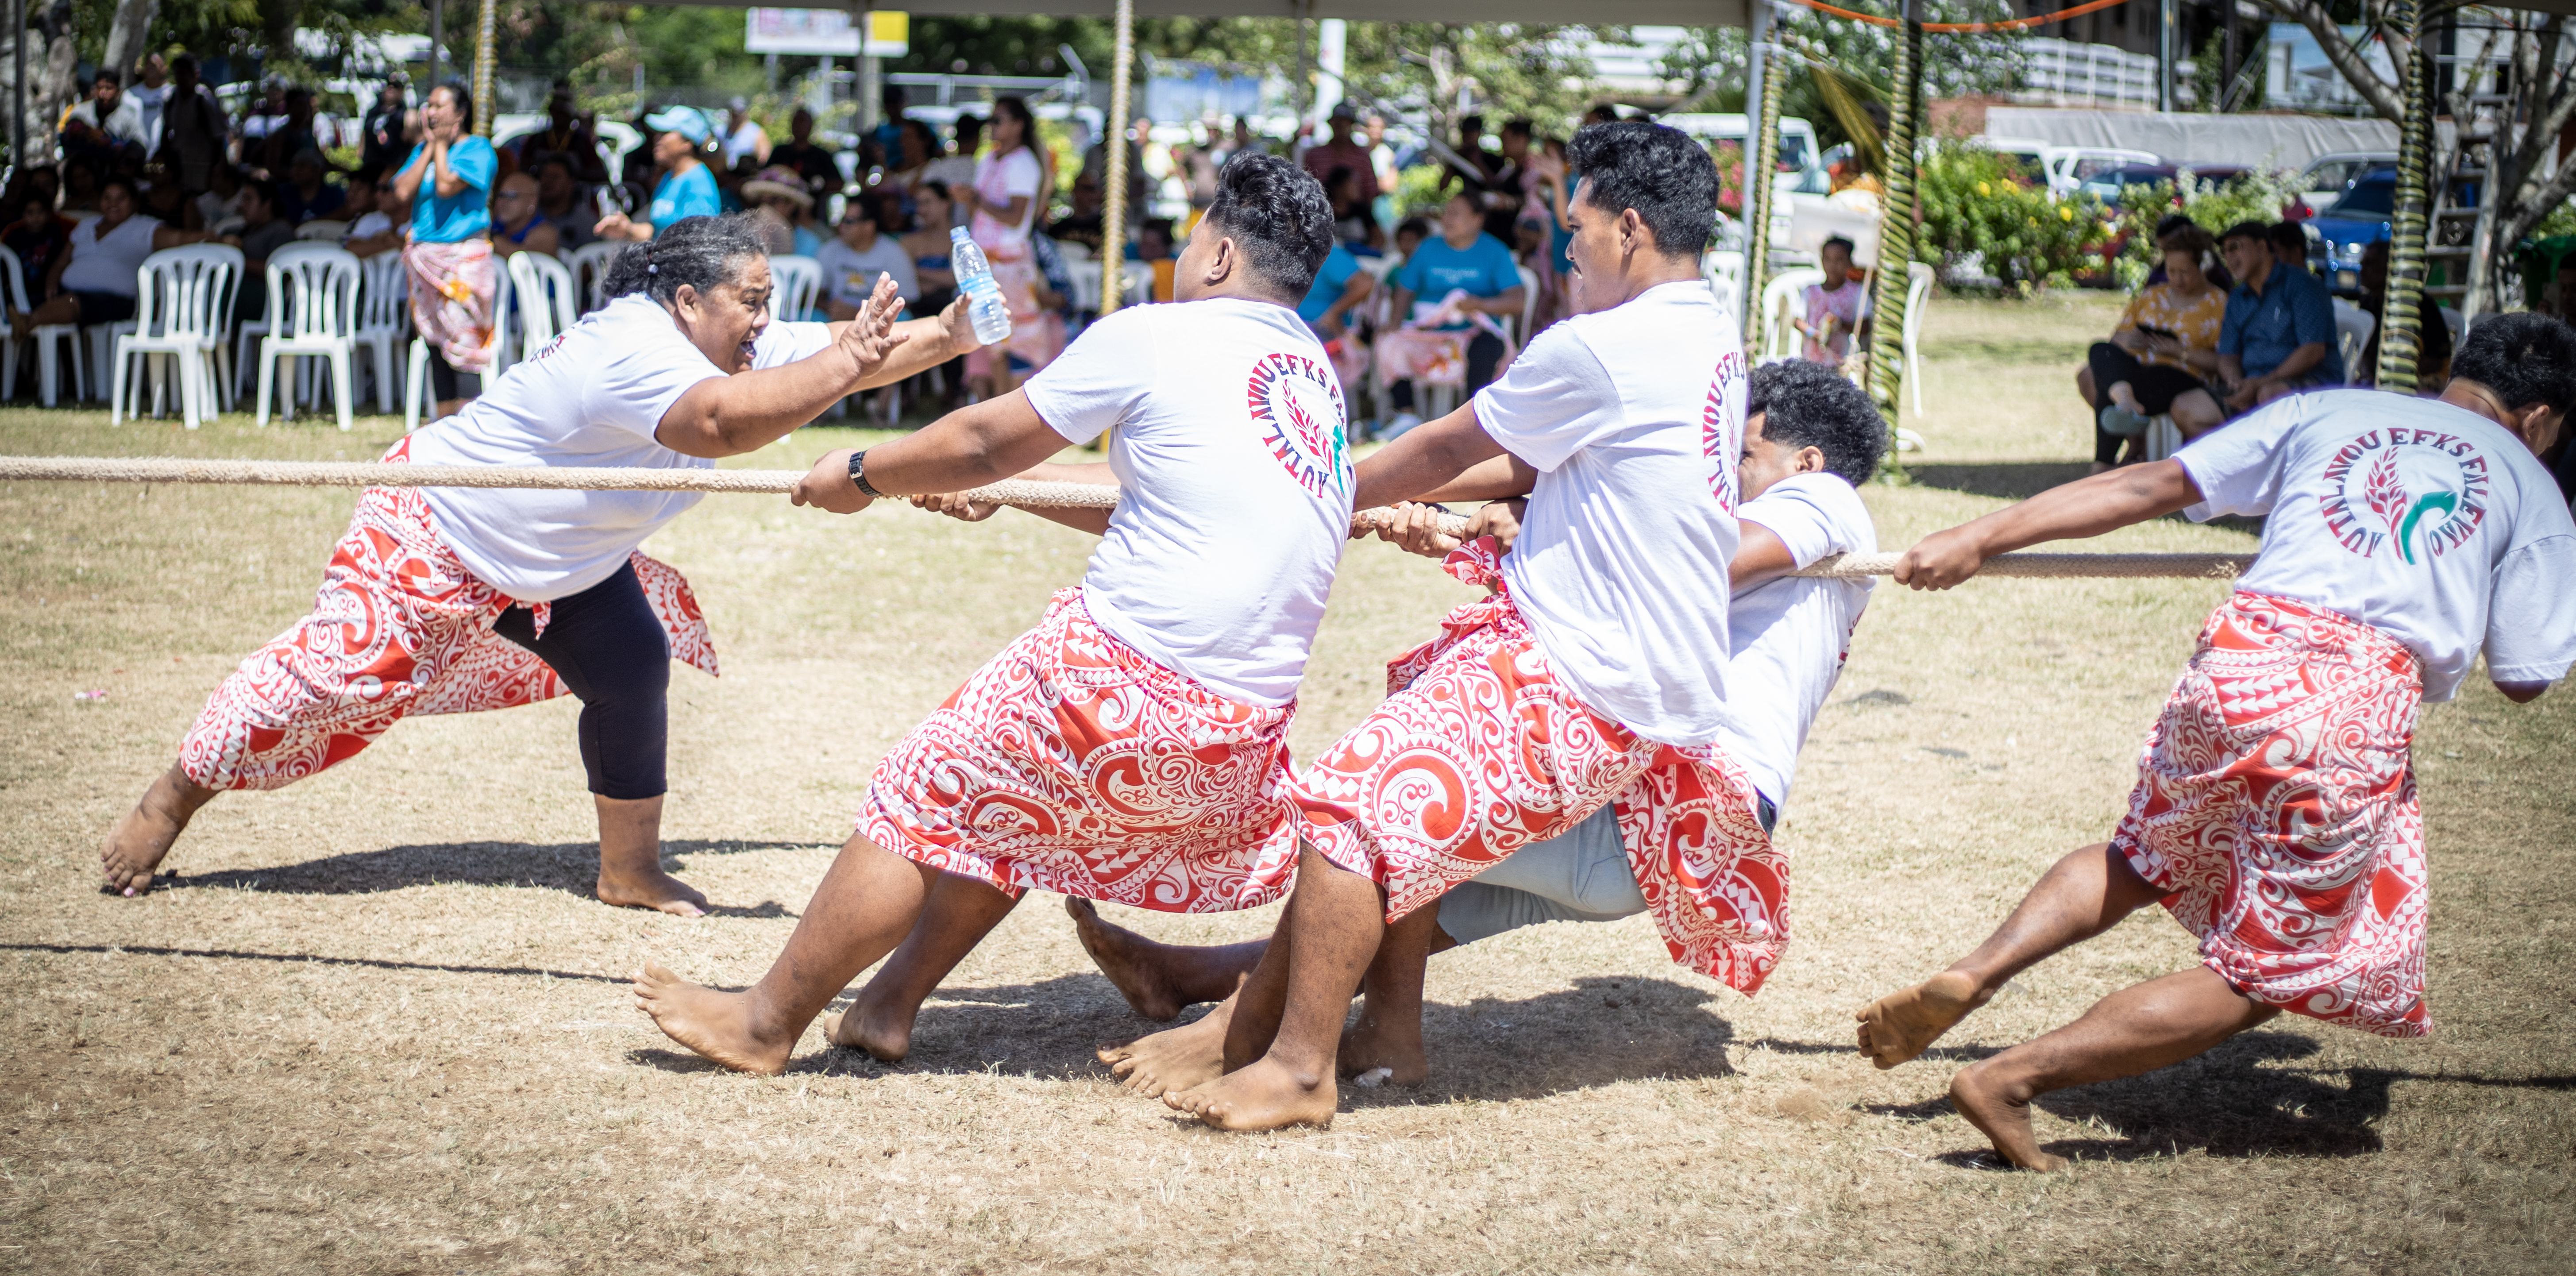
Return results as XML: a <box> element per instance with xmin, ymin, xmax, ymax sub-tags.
<box><xmin>1435</xmin><ymin>794</ymin><xmax>1776</xmax><ymax>945</ymax></box>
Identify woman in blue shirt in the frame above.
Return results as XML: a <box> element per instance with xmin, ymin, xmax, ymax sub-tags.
<box><xmin>596</xmin><ymin>107</ymin><xmax>722</xmax><ymax>243</ymax></box>
<box><xmin>1378</xmin><ymin>190</ymin><xmax>1526</xmax><ymax>435</ymax></box>
<box><xmin>391</xmin><ymin>82</ymin><xmax>500</xmax><ymax>418</ymax></box>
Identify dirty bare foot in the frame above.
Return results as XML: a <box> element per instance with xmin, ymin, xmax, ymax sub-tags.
<box><xmin>634</xmin><ymin>961</ymin><xmax>793</xmax><ymax>1075</ymax></box>
<box><xmin>101</xmin><ymin>764</ymin><xmax>216</xmax><ymax>897</ymax></box>
<box><xmin>1338</xmin><ymin>1004</ymin><xmax>1427</xmax><ymax>1087</ymax></box>
<box><xmin>1949</xmin><ymin>1060</ymin><xmax>2068</xmax><ymax>1171</ymax></box>
<box><xmin>1098</xmin><ymin>999</ymin><xmax>1231</xmax><ymax>1098</ymax></box>
<box><xmin>1066</xmin><ymin>896</ymin><xmax>1193</xmax><ymax>1021</ymax></box>
<box><xmin>598</xmin><ymin>866</ymin><xmax>709</xmax><ymax>918</ymax></box>
<box><xmin>825</xmin><ymin>989</ymin><xmax>916</xmax><ymax>1063</ymax></box>
<box><xmin>1165</xmin><ymin>1056</ymin><xmax>1337</xmax><ymax>1131</ymax></box>
<box><xmin>1855</xmin><ymin>970</ymin><xmax>1989</xmax><ymax>1069</ymax></box>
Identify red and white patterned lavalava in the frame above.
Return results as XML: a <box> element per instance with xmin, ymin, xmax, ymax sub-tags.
<box><xmin>1290</xmin><ymin>540</ymin><xmax>1789</xmax><ymax>995</ymax></box>
<box><xmin>2113</xmin><ymin>592</ymin><xmax>2430</xmax><ymax>1037</ymax></box>
<box><xmin>860</xmin><ymin>589</ymin><xmax>1303</xmax><ymax>913</ymax></box>
<box><xmin>178</xmin><ymin>439</ymin><xmax>716</xmax><ymax>791</ymax></box>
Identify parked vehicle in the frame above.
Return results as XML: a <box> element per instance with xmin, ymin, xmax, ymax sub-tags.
<box><xmin>2293</xmin><ymin>150</ymin><xmax>2398</xmax><ymax>218</ymax></box>
<box><xmin>2042</xmin><ymin>146</ymin><xmax>2163</xmax><ymax>197</ymax></box>
<box><xmin>2309</xmin><ymin>165</ymin><xmax>2398</xmax><ymax>295</ymax></box>
<box><xmin>1662</xmin><ymin>113</ymin><xmax>1832</xmax><ymax>197</ymax></box>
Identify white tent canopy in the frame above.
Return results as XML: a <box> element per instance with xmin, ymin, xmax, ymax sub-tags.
<box><xmin>633</xmin><ymin>0</ymin><xmax>1751</xmax><ymax>23</ymax></box>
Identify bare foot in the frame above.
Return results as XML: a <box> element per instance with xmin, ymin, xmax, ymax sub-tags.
<box><xmin>1098</xmin><ymin>1001</ymin><xmax>1230</xmax><ymax>1098</ymax></box>
<box><xmin>634</xmin><ymin>961</ymin><xmax>794</xmax><ymax>1075</ymax></box>
<box><xmin>1338</xmin><ymin>1006</ymin><xmax>1427</xmax><ymax>1086</ymax></box>
<box><xmin>1949</xmin><ymin>1060</ymin><xmax>2069</xmax><ymax>1171</ymax></box>
<box><xmin>824</xmin><ymin>991</ymin><xmax>915</xmax><ymax>1063</ymax></box>
<box><xmin>1855</xmin><ymin>970</ymin><xmax>1989</xmax><ymax>1069</ymax></box>
<box><xmin>598</xmin><ymin>867</ymin><xmax>708</xmax><ymax>918</ymax></box>
<box><xmin>1065</xmin><ymin>896</ymin><xmax>1189</xmax><ymax>1021</ymax></box>
<box><xmin>101</xmin><ymin>765</ymin><xmax>216</xmax><ymax>897</ymax></box>
<box><xmin>1165</xmin><ymin>1057</ymin><xmax>1337</xmax><ymax>1131</ymax></box>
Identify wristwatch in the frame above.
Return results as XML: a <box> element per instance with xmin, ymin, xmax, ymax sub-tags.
<box><xmin>846</xmin><ymin>449</ymin><xmax>884</xmax><ymax>499</ymax></box>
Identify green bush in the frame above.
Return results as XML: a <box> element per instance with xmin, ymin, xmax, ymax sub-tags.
<box><xmin>1396</xmin><ymin>164</ymin><xmax>1458</xmax><ymax>219</ymax></box>
<box><xmin>1915</xmin><ymin>142</ymin><xmax>2109</xmax><ymax>293</ymax></box>
<box><xmin>2109</xmin><ymin>167</ymin><xmax>2302</xmax><ymax>289</ymax></box>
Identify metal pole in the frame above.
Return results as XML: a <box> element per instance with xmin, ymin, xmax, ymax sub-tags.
<box><xmin>1741</xmin><ymin>0</ymin><xmax>1781</xmax><ymax>341</ymax></box>
<box><xmin>2376</xmin><ymin>1</ymin><xmax>2430</xmax><ymax>392</ymax></box>
<box><xmin>1866</xmin><ymin>0</ymin><xmax>1923</xmax><ymax>434</ymax></box>
<box><xmin>11</xmin><ymin>0</ymin><xmax>24</xmax><ymax>169</ymax></box>
<box><xmin>1099</xmin><ymin>0</ymin><xmax>1134</xmax><ymax>316</ymax></box>
<box><xmin>2157</xmin><ymin>0</ymin><xmax>2175</xmax><ymax>112</ymax></box>
<box><xmin>474</xmin><ymin>0</ymin><xmax>496</xmax><ymax>136</ymax></box>
<box><xmin>1293</xmin><ymin>0</ymin><xmax>1310</xmax><ymax>142</ymax></box>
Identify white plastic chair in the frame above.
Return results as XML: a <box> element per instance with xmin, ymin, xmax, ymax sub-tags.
<box><xmin>1512</xmin><ymin>264</ymin><xmax>1538</xmax><ymax>348</ymax></box>
<box><xmin>253</xmin><ymin>242</ymin><xmax>363</xmax><ymax>430</ymax></box>
<box><xmin>2331</xmin><ymin>298</ymin><xmax>2375</xmax><ymax>386</ymax></box>
<box><xmin>769</xmin><ymin>254</ymin><xmax>822</xmax><ymax>324</ymax></box>
<box><xmin>1757</xmin><ymin>268</ymin><xmax>1826</xmax><ymax>363</ymax></box>
<box><xmin>108</xmin><ymin>247</ymin><xmax>238</xmax><ymax>429</ymax></box>
<box><xmin>565</xmin><ymin>240</ymin><xmax>624</xmax><ymax>313</ymax></box>
<box><xmin>0</xmin><ymin>245</ymin><xmax>27</xmax><ymax>401</ymax></box>
<box><xmin>350</xmin><ymin>252</ymin><xmax>410</xmax><ymax>414</ymax></box>
<box><xmin>1901</xmin><ymin>261</ymin><xmax>1935</xmax><ymax>417</ymax></box>
<box><xmin>507</xmin><ymin>250</ymin><xmax>579</xmax><ymax>352</ymax></box>
<box><xmin>31</xmin><ymin>286</ymin><xmax>91</xmax><ymax>405</ymax></box>
<box><xmin>294</xmin><ymin>220</ymin><xmax>350</xmax><ymax>241</ymax></box>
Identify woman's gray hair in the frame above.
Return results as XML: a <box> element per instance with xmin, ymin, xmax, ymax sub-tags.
<box><xmin>602</xmin><ymin>214</ymin><xmax>768</xmax><ymax>306</ymax></box>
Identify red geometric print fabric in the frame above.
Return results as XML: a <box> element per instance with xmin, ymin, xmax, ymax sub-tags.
<box><xmin>178</xmin><ymin>439</ymin><xmax>716</xmax><ymax>791</ymax></box>
<box><xmin>2113</xmin><ymin>592</ymin><xmax>2431</xmax><ymax>1037</ymax></box>
<box><xmin>1290</xmin><ymin>540</ymin><xmax>1790</xmax><ymax>995</ymax></box>
<box><xmin>860</xmin><ymin>589</ymin><xmax>1303</xmax><ymax>913</ymax></box>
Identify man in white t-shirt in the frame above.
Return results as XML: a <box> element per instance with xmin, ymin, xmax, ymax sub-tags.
<box><xmin>633</xmin><ymin>154</ymin><xmax>1353</xmax><ymax>1077</ymax></box>
<box><xmin>1854</xmin><ymin>312</ymin><xmax>2576</xmax><ymax>1172</ymax></box>
<box><xmin>1144</xmin><ymin>122</ymin><xmax>1764</xmax><ymax>1133</ymax></box>
<box><xmin>814</xmin><ymin>191</ymin><xmax>919</xmax><ymax>318</ymax></box>
<box><xmin>1077</xmin><ymin>360</ymin><xmax>1886</xmax><ymax>1095</ymax></box>
<box><xmin>103</xmin><ymin>217</ymin><xmax>976</xmax><ymax>920</ymax></box>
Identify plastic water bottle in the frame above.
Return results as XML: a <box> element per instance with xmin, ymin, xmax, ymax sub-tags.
<box><xmin>950</xmin><ymin>227</ymin><xmax>1015</xmax><ymax>346</ymax></box>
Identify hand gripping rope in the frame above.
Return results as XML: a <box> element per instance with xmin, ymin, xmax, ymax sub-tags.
<box><xmin>0</xmin><ymin>455</ymin><xmax>2252</xmax><ymax>581</ymax></box>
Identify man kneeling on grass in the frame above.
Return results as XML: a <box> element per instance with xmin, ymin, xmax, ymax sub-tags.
<box><xmin>1853</xmin><ymin>311</ymin><xmax>2576</xmax><ymax>1170</ymax></box>
<box><xmin>1073</xmin><ymin>360</ymin><xmax>1886</xmax><ymax>1095</ymax></box>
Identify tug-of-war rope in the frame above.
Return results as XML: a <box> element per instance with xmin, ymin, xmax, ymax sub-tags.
<box><xmin>0</xmin><ymin>455</ymin><xmax>2253</xmax><ymax>581</ymax></box>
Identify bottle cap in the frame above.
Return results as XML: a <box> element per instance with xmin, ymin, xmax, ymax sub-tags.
<box><xmin>950</xmin><ymin>226</ymin><xmax>972</xmax><ymax>243</ymax></box>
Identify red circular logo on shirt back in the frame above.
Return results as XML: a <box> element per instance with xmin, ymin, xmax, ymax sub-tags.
<box><xmin>1702</xmin><ymin>351</ymin><xmax>1747</xmax><ymax>511</ymax></box>
<box><xmin>1247</xmin><ymin>352</ymin><xmax>1350</xmax><ymax>498</ymax></box>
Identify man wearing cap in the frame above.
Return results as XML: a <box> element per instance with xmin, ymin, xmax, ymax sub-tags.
<box><xmin>1301</xmin><ymin>104</ymin><xmax>1377</xmax><ymax>207</ymax></box>
<box><xmin>598</xmin><ymin>108</ymin><xmax>722</xmax><ymax>242</ymax></box>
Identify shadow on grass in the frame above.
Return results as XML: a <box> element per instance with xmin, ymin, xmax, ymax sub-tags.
<box><xmin>1905</xmin><ymin>462</ymin><xmax>2098</xmax><ymax>501</ymax></box>
<box><xmin>0</xmin><ymin>941</ymin><xmax>633</xmax><ymax>985</ymax></box>
<box><xmin>154</xmin><ymin>838</ymin><xmax>823</xmax><ymax>916</ymax></box>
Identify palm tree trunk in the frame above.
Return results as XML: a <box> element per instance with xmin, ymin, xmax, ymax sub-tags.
<box><xmin>1867</xmin><ymin>3</ymin><xmax>1924</xmax><ymax>433</ymax></box>
<box><xmin>2373</xmin><ymin>0</ymin><xmax>2429</xmax><ymax>394</ymax></box>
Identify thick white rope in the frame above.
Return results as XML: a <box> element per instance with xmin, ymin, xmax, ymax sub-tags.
<box><xmin>0</xmin><ymin>455</ymin><xmax>2252</xmax><ymax>580</ymax></box>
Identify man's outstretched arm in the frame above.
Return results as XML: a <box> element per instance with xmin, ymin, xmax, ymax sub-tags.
<box><xmin>1897</xmin><ymin>459</ymin><xmax>2205</xmax><ymax>590</ymax></box>
<box><xmin>1351</xmin><ymin>402</ymin><xmax>1508</xmax><ymax>511</ymax></box>
<box><xmin>791</xmin><ymin>389</ymin><xmax>1111</xmax><ymax>532</ymax></box>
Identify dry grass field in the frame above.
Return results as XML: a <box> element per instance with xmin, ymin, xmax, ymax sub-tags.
<box><xmin>3</xmin><ymin>292</ymin><xmax>2569</xmax><ymax>1274</ymax></box>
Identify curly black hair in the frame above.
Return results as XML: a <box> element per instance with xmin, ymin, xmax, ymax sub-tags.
<box><xmin>1747</xmin><ymin>360</ymin><xmax>1885</xmax><ymax>489</ymax></box>
<box><xmin>601</xmin><ymin>214</ymin><xmax>769</xmax><ymax>308</ymax></box>
<box><xmin>2452</xmin><ymin>311</ymin><xmax>2576</xmax><ymax>418</ymax></box>
<box><xmin>1203</xmin><ymin>150</ymin><xmax>1335</xmax><ymax>302</ymax></box>
<box><xmin>1565</xmin><ymin>121</ymin><xmax>1717</xmax><ymax>259</ymax></box>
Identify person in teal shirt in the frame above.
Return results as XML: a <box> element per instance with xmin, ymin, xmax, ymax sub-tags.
<box><xmin>389</xmin><ymin>82</ymin><xmax>502</xmax><ymax>416</ymax></box>
<box><xmin>597</xmin><ymin>107</ymin><xmax>721</xmax><ymax>242</ymax></box>
<box><xmin>1382</xmin><ymin>190</ymin><xmax>1526</xmax><ymax>432</ymax></box>
<box><xmin>1296</xmin><ymin>240</ymin><xmax>1375</xmax><ymax>338</ymax></box>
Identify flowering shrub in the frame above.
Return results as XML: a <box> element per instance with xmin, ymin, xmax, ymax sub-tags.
<box><xmin>1915</xmin><ymin>142</ymin><xmax>2109</xmax><ymax>293</ymax></box>
<box><xmin>2108</xmin><ymin>166</ymin><xmax>2305</xmax><ymax>289</ymax></box>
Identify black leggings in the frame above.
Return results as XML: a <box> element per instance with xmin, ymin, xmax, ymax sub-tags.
<box><xmin>427</xmin><ymin>352</ymin><xmax>483</xmax><ymax>401</ymax></box>
<box><xmin>490</xmin><ymin>561</ymin><xmax>671</xmax><ymax>800</ymax></box>
<box><xmin>1390</xmin><ymin>330</ymin><xmax>1507</xmax><ymax>413</ymax></box>
<box><xmin>2087</xmin><ymin>342</ymin><xmax>2206</xmax><ymax>465</ymax></box>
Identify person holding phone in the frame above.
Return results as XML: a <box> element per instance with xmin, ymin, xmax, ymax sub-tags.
<box><xmin>2081</xmin><ymin>223</ymin><xmax>2227</xmax><ymax>470</ymax></box>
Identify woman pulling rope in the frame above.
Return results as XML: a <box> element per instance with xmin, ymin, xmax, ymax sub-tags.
<box><xmin>99</xmin><ymin>214</ymin><xmax>981</xmax><ymax>916</ymax></box>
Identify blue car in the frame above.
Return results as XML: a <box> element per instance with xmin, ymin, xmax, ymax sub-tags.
<box><xmin>2310</xmin><ymin>166</ymin><xmax>2396</xmax><ymax>296</ymax></box>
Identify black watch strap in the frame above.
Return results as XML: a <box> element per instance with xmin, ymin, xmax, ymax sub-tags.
<box><xmin>847</xmin><ymin>449</ymin><xmax>884</xmax><ymax>499</ymax></box>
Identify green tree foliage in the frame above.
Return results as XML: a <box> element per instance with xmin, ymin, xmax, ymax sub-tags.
<box><xmin>1654</xmin><ymin>4</ymin><xmax>2025</xmax><ymax>154</ymax></box>
<box><xmin>2107</xmin><ymin>167</ymin><xmax>2302</xmax><ymax>288</ymax></box>
<box><xmin>1914</xmin><ymin>141</ymin><xmax>2108</xmax><ymax>293</ymax></box>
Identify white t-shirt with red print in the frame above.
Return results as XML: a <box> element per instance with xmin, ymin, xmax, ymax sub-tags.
<box><xmin>1716</xmin><ymin>472</ymin><xmax>1877</xmax><ymax>806</ymax></box>
<box><xmin>1473</xmin><ymin>279</ymin><xmax>1749</xmax><ymax>746</ymax></box>
<box><xmin>2177</xmin><ymin>390</ymin><xmax>2576</xmax><ymax>701</ymax></box>
<box><xmin>1022</xmin><ymin>297</ymin><xmax>1353</xmax><ymax>707</ymax></box>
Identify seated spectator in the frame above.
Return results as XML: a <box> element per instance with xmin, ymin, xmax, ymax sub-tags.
<box><xmin>2216</xmin><ymin>220</ymin><xmax>2343</xmax><ymax>416</ymax></box>
<box><xmin>767</xmin><ymin>108</ymin><xmax>841</xmax><ymax>203</ymax></box>
<box><xmin>61</xmin><ymin>69</ymin><xmax>149</xmax><ymax>172</ymax></box>
<box><xmin>1323</xmin><ymin>165</ymin><xmax>1381</xmax><ymax>252</ymax></box>
<box><xmin>490</xmin><ymin>171</ymin><xmax>558</xmax><ymax>258</ymax></box>
<box><xmin>2140</xmin><ymin>212</ymin><xmax>2233</xmax><ymax>291</ymax></box>
<box><xmin>232</xmin><ymin>180</ymin><xmax>297</xmax><ymax>321</ymax></box>
<box><xmin>740</xmin><ymin>166</ymin><xmax>811</xmax><ymax>255</ymax></box>
<box><xmin>59</xmin><ymin>162</ymin><xmax>104</xmax><ymax>219</ymax></box>
<box><xmin>2</xmin><ymin>189</ymin><xmax>75</xmax><ymax>292</ymax></box>
<box><xmin>530</xmin><ymin>156</ymin><xmax>595</xmax><ymax>251</ymax></box>
<box><xmin>2352</xmin><ymin>239</ymin><xmax>2453</xmax><ymax>391</ymax></box>
<box><xmin>2080</xmin><ymin>223</ymin><xmax>2226</xmax><ymax>467</ymax></box>
<box><xmin>1137</xmin><ymin>217</ymin><xmax>1177</xmax><ymax>303</ymax></box>
<box><xmin>193</xmin><ymin>163</ymin><xmax>250</xmax><ymax>234</ymax></box>
<box><xmin>1391</xmin><ymin>215</ymin><xmax>1430</xmax><ymax>262</ymax></box>
<box><xmin>340</xmin><ymin>171</ymin><xmax>403</xmax><ymax>257</ymax></box>
<box><xmin>1794</xmin><ymin>234</ymin><xmax>1867</xmax><ymax>364</ymax></box>
<box><xmin>1047</xmin><ymin>172</ymin><xmax>1106</xmax><ymax>253</ymax></box>
<box><xmin>1297</xmin><ymin>237</ymin><xmax>1374</xmax><ymax>390</ymax></box>
<box><xmin>1376</xmin><ymin>189</ymin><xmax>1526</xmax><ymax>436</ymax></box>
<box><xmin>277</xmin><ymin>148</ymin><xmax>347</xmax><ymax>224</ymax></box>
<box><xmin>138</xmin><ymin>161</ymin><xmax>201</xmax><ymax>231</ymax></box>
<box><xmin>815</xmin><ymin>190</ymin><xmax>918</xmax><ymax>320</ymax></box>
<box><xmin>13</xmin><ymin>174</ymin><xmax>220</xmax><ymax>334</ymax></box>
<box><xmin>510</xmin><ymin>88</ymin><xmax>608</xmax><ymax>184</ymax></box>
<box><xmin>2267</xmin><ymin>220</ymin><xmax>2314</xmax><ymax>277</ymax></box>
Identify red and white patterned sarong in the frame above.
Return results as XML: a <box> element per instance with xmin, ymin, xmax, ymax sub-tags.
<box><xmin>177</xmin><ymin>439</ymin><xmax>717</xmax><ymax>791</ymax></box>
<box><xmin>2113</xmin><ymin>593</ymin><xmax>2429</xmax><ymax>1037</ymax></box>
<box><xmin>861</xmin><ymin>589</ymin><xmax>1302</xmax><ymax>912</ymax></box>
<box><xmin>1288</xmin><ymin>541</ymin><xmax>1789</xmax><ymax>994</ymax></box>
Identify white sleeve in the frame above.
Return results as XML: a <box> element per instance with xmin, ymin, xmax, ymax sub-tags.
<box><xmin>1737</xmin><ymin>473</ymin><xmax>1864</xmax><ymax>568</ymax></box>
<box><xmin>751</xmin><ymin>320</ymin><xmax>835</xmax><ymax>369</ymax></box>
<box><xmin>1003</xmin><ymin>149</ymin><xmax>1043</xmax><ymax>198</ymax></box>
<box><xmin>1471</xmin><ymin>324</ymin><xmax>1616</xmax><ymax>473</ymax></box>
<box><xmin>2175</xmin><ymin>396</ymin><xmax>2305</xmax><ymax>520</ymax></box>
<box><xmin>1022</xmin><ymin>306</ymin><xmax>1157</xmax><ymax>445</ymax></box>
<box><xmin>583</xmin><ymin>325</ymin><xmax>725</xmax><ymax>442</ymax></box>
<box><xmin>2484</xmin><ymin>535</ymin><xmax>2576</xmax><ymax>685</ymax></box>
